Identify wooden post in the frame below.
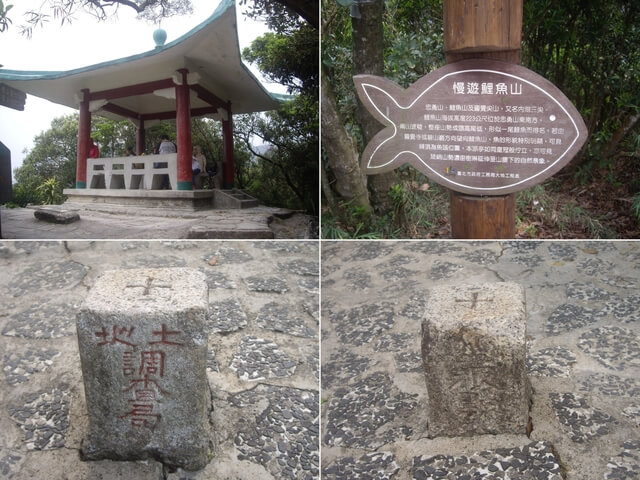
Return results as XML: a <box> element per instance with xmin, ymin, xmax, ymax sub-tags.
<box><xmin>76</xmin><ymin>89</ymin><xmax>91</xmax><ymax>189</ymax></box>
<box><xmin>136</xmin><ymin>119</ymin><xmax>145</xmax><ymax>156</ymax></box>
<box><xmin>444</xmin><ymin>0</ymin><xmax>522</xmax><ymax>238</ymax></box>
<box><xmin>175</xmin><ymin>69</ymin><xmax>193</xmax><ymax>191</ymax></box>
<box><xmin>222</xmin><ymin>104</ymin><xmax>234</xmax><ymax>189</ymax></box>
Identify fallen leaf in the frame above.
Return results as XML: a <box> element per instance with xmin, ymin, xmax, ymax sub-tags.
<box><xmin>580</xmin><ymin>247</ymin><xmax>598</xmax><ymax>255</ymax></box>
<box><xmin>419</xmin><ymin>183</ymin><xmax>430</xmax><ymax>191</ymax></box>
<box><xmin>208</xmin><ymin>256</ymin><xmax>219</xmax><ymax>266</ymax></box>
<box><xmin>552</xmin><ymin>261</ymin><xmax>565</xmax><ymax>267</ymax></box>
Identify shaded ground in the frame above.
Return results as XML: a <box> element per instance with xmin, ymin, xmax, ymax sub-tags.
<box><xmin>322</xmin><ymin>156</ymin><xmax>640</xmax><ymax>239</ymax></box>
<box><xmin>322</xmin><ymin>241</ymin><xmax>640</xmax><ymax>479</ymax></box>
<box><xmin>0</xmin><ymin>241</ymin><xmax>319</xmax><ymax>480</ymax></box>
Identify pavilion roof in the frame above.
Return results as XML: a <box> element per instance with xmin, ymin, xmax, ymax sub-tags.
<box><xmin>0</xmin><ymin>0</ymin><xmax>283</xmax><ymax>120</ymax></box>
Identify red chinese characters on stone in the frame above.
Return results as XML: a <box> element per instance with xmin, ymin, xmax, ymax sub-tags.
<box><xmin>120</xmin><ymin>389</ymin><xmax>160</xmax><ymax>428</ymax></box>
<box><xmin>95</xmin><ymin>325</ymin><xmax>137</xmax><ymax>347</ymax></box>
<box><xmin>150</xmin><ymin>324</ymin><xmax>184</xmax><ymax>346</ymax></box>
<box><xmin>94</xmin><ymin>324</ymin><xmax>184</xmax><ymax>429</ymax></box>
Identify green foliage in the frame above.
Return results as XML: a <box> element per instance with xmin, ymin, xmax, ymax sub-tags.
<box><xmin>240</xmin><ymin>0</ymin><xmax>308</xmax><ymax>35</ymax></box>
<box><xmin>14</xmin><ymin>114</ymin><xmax>79</xmax><ymax>198</ymax></box>
<box><xmin>0</xmin><ymin>0</ymin><xmax>13</xmax><ymax>32</ymax></box>
<box><xmin>516</xmin><ymin>183</ymin><xmax>616</xmax><ymax>238</ymax></box>
<box><xmin>235</xmin><ymin>95</ymin><xmax>319</xmax><ymax>214</ymax></box>
<box><xmin>241</xmin><ymin>10</ymin><xmax>318</xmax><ymax>215</ymax></box>
<box><xmin>243</xmin><ymin>24</ymin><xmax>318</xmax><ymax>94</ymax></box>
<box><xmin>387</xmin><ymin>171</ymin><xmax>448</xmax><ymax>237</ymax></box>
<box><xmin>35</xmin><ymin>177</ymin><xmax>64</xmax><ymax>205</ymax></box>
<box><xmin>523</xmin><ymin>0</ymin><xmax>640</xmax><ymax>167</ymax></box>
<box><xmin>321</xmin><ymin>201</ymin><xmax>391</xmax><ymax>239</ymax></box>
<box><xmin>92</xmin><ymin>118</ymin><xmax>136</xmax><ymax>157</ymax></box>
<box><xmin>384</xmin><ymin>31</ymin><xmax>444</xmax><ymax>87</ymax></box>
<box><xmin>384</xmin><ymin>0</ymin><xmax>444</xmax><ymax>87</ymax></box>
<box><xmin>7</xmin><ymin>182</ymin><xmax>41</xmax><ymax>207</ymax></box>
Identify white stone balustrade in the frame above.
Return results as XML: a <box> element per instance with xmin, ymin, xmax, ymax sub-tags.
<box><xmin>87</xmin><ymin>154</ymin><xmax>178</xmax><ymax>190</ymax></box>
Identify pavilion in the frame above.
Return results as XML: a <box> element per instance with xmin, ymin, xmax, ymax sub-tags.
<box><xmin>0</xmin><ymin>0</ymin><xmax>283</xmax><ymax>207</ymax></box>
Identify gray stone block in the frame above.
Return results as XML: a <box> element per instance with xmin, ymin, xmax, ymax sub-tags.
<box><xmin>76</xmin><ymin>268</ymin><xmax>212</xmax><ymax>471</ymax></box>
<box><xmin>34</xmin><ymin>207</ymin><xmax>80</xmax><ymax>224</ymax></box>
<box><xmin>421</xmin><ymin>282</ymin><xmax>530</xmax><ymax>437</ymax></box>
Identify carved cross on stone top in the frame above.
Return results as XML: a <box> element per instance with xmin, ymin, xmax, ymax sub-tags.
<box><xmin>455</xmin><ymin>291</ymin><xmax>494</xmax><ymax>309</ymax></box>
<box><xmin>126</xmin><ymin>277</ymin><xmax>172</xmax><ymax>297</ymax></box>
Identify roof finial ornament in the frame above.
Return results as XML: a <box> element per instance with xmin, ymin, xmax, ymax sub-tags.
<box><xmin>153</xmin><ymin>25</ymin><xmax>167</xmax><ymax>48</ymax></box>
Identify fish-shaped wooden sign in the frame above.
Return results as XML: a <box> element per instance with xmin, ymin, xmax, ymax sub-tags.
<box><xmin>354</xmin><ymin>59</ymin><xmax>588</xmax><ymax>195</ymax></box>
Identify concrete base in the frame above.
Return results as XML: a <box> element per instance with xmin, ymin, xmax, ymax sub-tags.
<box><xmin>63</xmin><ymin>189</ymin><xmax>214</xmax><ymax>211</ymax></box>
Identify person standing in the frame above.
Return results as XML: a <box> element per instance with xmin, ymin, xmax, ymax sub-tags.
<box><xmin>88</xmin><ymin>138</ymin><xmax>100</xmax><ymax>158</ymax></box>
<box><xmin>157</xmin><ymin>134</ymin><xmax>177</xmax><ymax>154</ymax></box>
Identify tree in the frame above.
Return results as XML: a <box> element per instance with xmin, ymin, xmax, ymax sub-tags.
<box><xmin>240</xmin><ymin>0</ymin><xmax>318</xmax><ymax>214</ymax></box>
<box><xmin>6</xmin><ymin>0</ymin><xmax>191</xmax><ymax>37</ymax></box>
<box><xmin>235</xmin><ymin>96</ymin><xmax>318</xmax><ymax>214</ymax></box>
<box><xmin>15</xmin><ymin>114</ymin><xmax>78</xmax><ymax>190</ymax></box>
<box><xmin>12</xmin><ymin>114</ymin><xmax>79</xmax><ymax>205</ymax></box>
<box><xmin>3</xmin><ymin>0</ymin><xmax>318</xmax><ymax>37</ymax></box>
<box><xmin>239</xmin><ymin>0</ymin><xmax>318</xmax><ymax>30</ymax></box>
<box><xmin>523</xmin><ymin>0</ymin><xmax>640</xmax><ymax>168</ymax></box>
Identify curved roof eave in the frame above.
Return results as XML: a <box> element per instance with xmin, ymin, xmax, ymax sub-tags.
<box><xmin>0</xmin><ymin>0</ymin><xmax>281</xmax><ymax>115</ymax></box>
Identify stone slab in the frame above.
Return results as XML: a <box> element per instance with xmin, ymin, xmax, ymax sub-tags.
<box><xmin>187</xmin><ymin>224</ymin><xmax>274</xmax><ymax>239</ymax></box>
<box><xmin>421</xmin><ymin>282</ymin><xmax>530</xmax><ymax>437</ymax></box>
<box><xmin>34</xmin><ymin>207</ymin><xmax>80</xmax><ymax>224</ymax></box>
<box><xmin>75</xmin><ymin>267</ymin><xmax>212</xmax><ymax>471</ymax></box>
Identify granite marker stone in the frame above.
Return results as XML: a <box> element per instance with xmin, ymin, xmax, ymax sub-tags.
<box><xmin>421</xmin><ymin>282</ymin><xmax>531</xmax><ymax>436</ymax></box>
<box><xmin>76</xmin><ymin>267</ymin><xmax>212</xmax><ymax>470</ymax></box>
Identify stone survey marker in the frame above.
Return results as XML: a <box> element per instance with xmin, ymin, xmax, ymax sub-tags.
<box><xmin>421</xmin><ymin>282</ymin><xmax>531</xmax><ymax>436</ymax></box>
<box><xmin>354</xmin><ymin>59</ymin><xmax>588</xmax><ymax>195</ymax></box>
<box><xmin>76</xmin><ymin>267</ymin><xmax>212</xmax><ymax>471</ymax></box>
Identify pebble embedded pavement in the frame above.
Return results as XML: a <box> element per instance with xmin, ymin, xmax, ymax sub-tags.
<box><xmin>0</xmin><ymin>240</ymin><xmax>319</xmax><ymax>480</ymax></box>
<box><xmin>321</xmin><ymin>241</ymin><xmax>640</xmax><ymax>480</ymax></box>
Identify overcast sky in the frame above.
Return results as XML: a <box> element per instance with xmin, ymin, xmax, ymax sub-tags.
<box><xmin>0</xmin><ymin>0</ymin><xmax>286</xmax><ymax>181</ymax></box>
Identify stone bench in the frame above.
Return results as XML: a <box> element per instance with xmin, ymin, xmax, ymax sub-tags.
<box><xmin>421</xmin><ymin>282</ymin><xmax>531</xmax><ymax>437</ymax></box>
<box><xmin>76</xmin><ymin>267</ymin><xmax>212</xmax><ymax>471</ymax></box>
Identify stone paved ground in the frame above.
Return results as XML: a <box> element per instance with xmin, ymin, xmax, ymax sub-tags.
<box><xmin>0</xmin><ymin>205</ymin><xmax>318</xmax><ymax>239</ymax></box>
<box><xmin>321</xmin><ymin>241</ymin><xmax>640</xmax><ymax>480</ymax></box>
<box><xmin>0</xmin><ymin>240</ymin><xmax>319</xmax><ymax>480</ymax></box>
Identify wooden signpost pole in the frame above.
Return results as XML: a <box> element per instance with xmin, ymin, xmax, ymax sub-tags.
<box><xmin>444</xmin><ymin>0</ymin><xmax>523</xmax><ymax>238</ymax></box>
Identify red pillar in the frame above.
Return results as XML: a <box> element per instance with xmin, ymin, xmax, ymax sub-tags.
<box><xmin>175</xmin><ymin>69</ymin><xmax>192</xmax><ymax>190</ymax></box>
<box><xmin>76</xmin><ymin>89</ymin><xmax>90</xmax><ymax>188</ymax></box>
<box><xmin>136</xmin><ymin>119</ymin><xmax>145</xmax><ymax>155</ymax></box>
<box><xmin>222</xmin><ymin>104</ymin><xmax>234</xmax><ymax>189</ymax></box>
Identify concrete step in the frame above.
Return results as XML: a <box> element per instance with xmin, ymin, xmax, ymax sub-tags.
<box><xmin>213</xmin><ymin>189</ymin><xmax>259</xmax><ymax>209</ymax></box>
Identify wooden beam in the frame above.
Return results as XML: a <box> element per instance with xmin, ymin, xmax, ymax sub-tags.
<box><xmin>190</xmin><ymin>84</ymin><xmax>226</xmax><ymax>110</ymax></box>
<box><xmin>88</xmin><ymin>78</ymin><xmax>175</xmax><ymax>101</ymax></box>
<box><xmin>101</xmin><ymin>102</ymin><xmax>140</xmax><ymax>120</ymax></box>
<box><xmin>140</xmin><ymin>106</ymin><xmax>220</xmax><ymax>122</ymax></box>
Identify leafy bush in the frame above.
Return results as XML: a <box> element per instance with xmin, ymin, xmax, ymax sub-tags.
<box><xmin>36</xmin><ymin>177</ymin><xmax>64</xmax><ymax>205</ymax></box>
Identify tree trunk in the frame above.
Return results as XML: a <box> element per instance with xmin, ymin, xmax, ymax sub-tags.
<box><xmin>321</xmin><ymin>71</ymin><xmax>371</xmax><ymax>211</ymax></box>
<box><xmin>352</xmin><ymin>0</ymin><xmax>398</xmax><ymax>212</ymax></box>
<box><xmin>603</xmin><ymin>112</ymin><xmax>640</xmax><ymax>159</ymax></box>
